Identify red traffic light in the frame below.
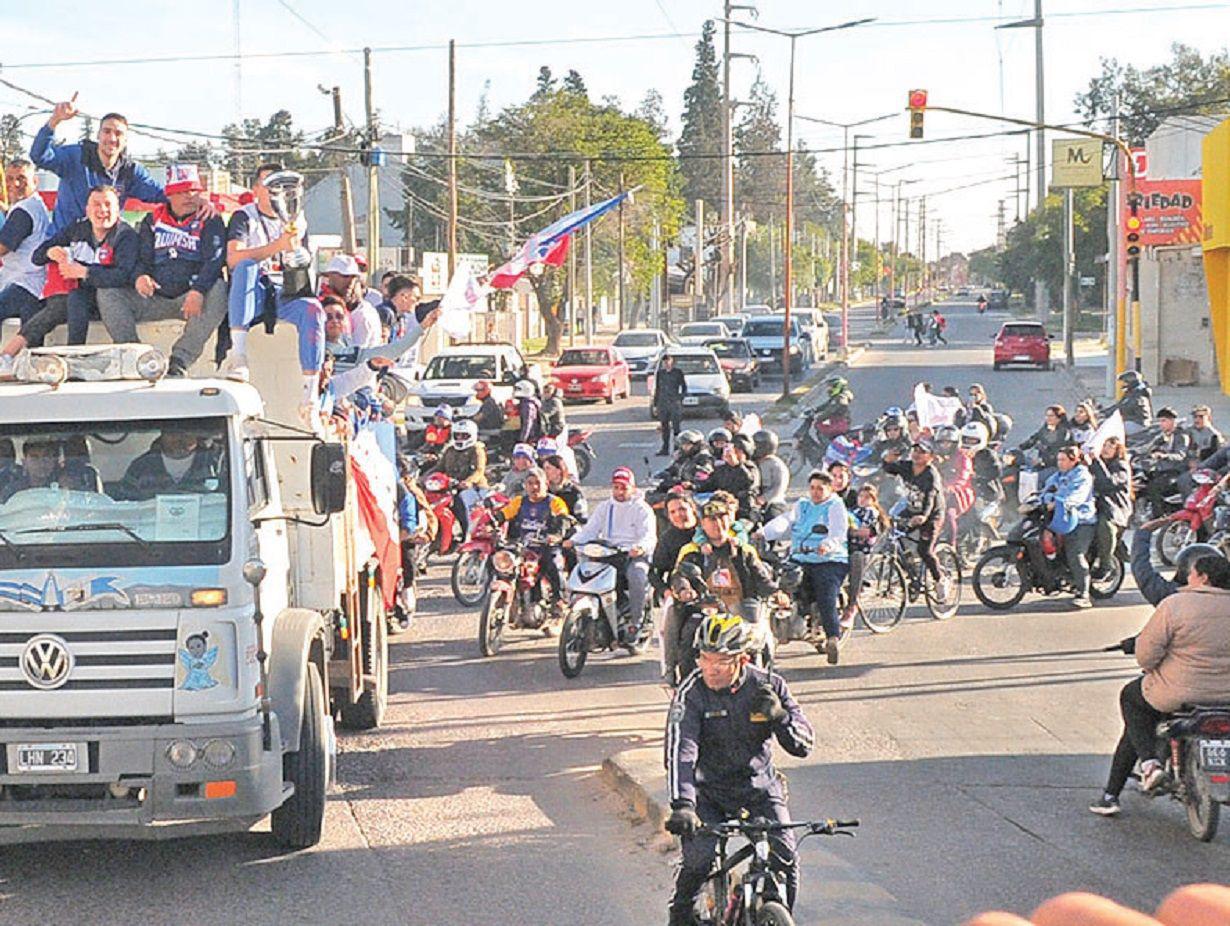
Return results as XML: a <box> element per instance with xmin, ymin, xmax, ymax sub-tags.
<box><xmin>908</xmin><ymin>89</ymin><xmax>928</xmax><ymax>110</ymax></box>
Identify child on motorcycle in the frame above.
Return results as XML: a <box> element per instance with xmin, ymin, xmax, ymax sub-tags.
<box><xmin>843</xmin><ymin>484</ymin><xmax>889</xmax><ymax>629</ymax></box>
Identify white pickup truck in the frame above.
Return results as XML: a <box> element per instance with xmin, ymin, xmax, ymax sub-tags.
<box><xmin>0</xmin><ymin>328</ymin><xmax>392</xmax><ymax>848</ymax></box>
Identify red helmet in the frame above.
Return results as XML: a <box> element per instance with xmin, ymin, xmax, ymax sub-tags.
<box><xmin>474</xmin><ymin>380</ymin><xmax>491</xmax><ymax>397</ymax></box>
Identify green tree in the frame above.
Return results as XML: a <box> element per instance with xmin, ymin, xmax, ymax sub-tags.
<box><xmin>1075</xmin><ymin>43</ymin><xmax>1230</xmax><ymax>144</ymax></box>
<box><xmin>0</xmin><ymin>115</ymin><xmax>23</xmax><ymax>164</ymax></box>
<box><xmin>998</xmin><ymin>187</ymin><xmax>1107</xmax><ymax>305</ymax></box>
<box><xmin>677</xmin><ymin>21</ymin><xmax>724</xmax><ymax>213</ymax></box>
<box><xmin>222</xmin><ymin>110</ymin><xmax>317</xmax><ymax>185</ymax></box>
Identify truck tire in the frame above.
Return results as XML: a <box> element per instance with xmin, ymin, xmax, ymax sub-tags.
<box><xmin>271</xmin><ymin>661</ymin><xmax>328</xmax><ymax>850</ymax></box>
<box><xmin>338</xmin><ymin>584</ymin><xmax>388</xmax><ymax>730</ymax></box>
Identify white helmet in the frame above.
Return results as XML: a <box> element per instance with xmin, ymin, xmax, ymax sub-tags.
<box><xmin>451</xmin><ymin>419</ymin><xmax>478</xmax><ymax>449</ymax></box>
<box><xmin>959</xmin><ymin>421</ymin><xmax>989</xmax><ymax>451</ymax></box>
<box><xmin>513</xmin><ymin>380</ymin><xmax>536</xmax><ymax>399</ymax></box>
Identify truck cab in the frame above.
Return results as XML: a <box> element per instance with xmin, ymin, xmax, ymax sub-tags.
<box><xmin>0</xmin><ymin>333</ymin><xmax>392</xmax><ymax>848</ymax></box>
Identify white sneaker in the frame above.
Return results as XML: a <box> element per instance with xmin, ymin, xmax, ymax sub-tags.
<box><xmin>0</xmin><ymin>355</ymin><xmax>15</xmax><ymax>380</ymax></box>
<box><xmin>220</xmin><ymin>353</ymin><xmax>250</xmax><ymax>382</ymax></box>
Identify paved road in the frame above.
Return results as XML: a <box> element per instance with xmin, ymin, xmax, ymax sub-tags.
<box><xmin>4</xmin><ymin>303</ymin><xmax>1226</xmax><ymax>926</ymax></box>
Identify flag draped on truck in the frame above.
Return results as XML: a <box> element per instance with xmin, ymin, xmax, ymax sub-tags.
<box><xmin>348</xmin><ymin>429</ymin><xmax>401</xmax><ymax>609</ymax></box>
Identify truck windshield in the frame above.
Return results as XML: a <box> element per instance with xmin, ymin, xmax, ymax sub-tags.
<box><xmin>0</xmin><ymin>418</ymin><xmax>230</xmax><ymax>567</ymax></box>
<box><xmin>423</xmin><ymin>355</ymin><xmax>498</xmax><ymax>380</ymax></box>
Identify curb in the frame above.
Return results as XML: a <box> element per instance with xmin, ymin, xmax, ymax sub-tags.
<box><xmin>601</xmin><ymin>746</ymin><xmax>929</xmax><ymax>925</ymax></box>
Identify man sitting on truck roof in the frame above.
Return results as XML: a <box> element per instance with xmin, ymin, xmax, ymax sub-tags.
<box><xmin>220</xmin><ymin>162</ymin><xmax>326</xmax><ymax>418</ymax></box>
<box><xmin>114</xmin><ymin>429</ymin><xmax>223</xmax><ymax>501</ymax></box>
<box><xmin>96</xmin><ymin>165</ymin><xmax>229</xmax><ymax>377</ymax></box>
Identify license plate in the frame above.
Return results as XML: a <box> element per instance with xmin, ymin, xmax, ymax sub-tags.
<box><xmin>683</xmin><ymin>397</ymin><xmax>699</xmax><ymax>406</ymax></box>
<box><xmin>567</xmin><ymin>384</ymin><xmax>582</xmax><ymax>392</ymax></box>
<box><xmin>1200</xmin><ymin>739</ymin><xmax>1230</xmax><ymax>769</ymax></box>
<box><xmin>1014</xmin><ymin>355</ymin><xmax>1032</xmax><ymax>361</ymax></box>
<box><xmin>760</xmin><ymin>350</ymin><xmax>773</xmax><ymax>357</ymax></box>
<box><xmin>10</xmin><ymin>742</ymin><xmax>83</xmax><ymax>773</ymax></box>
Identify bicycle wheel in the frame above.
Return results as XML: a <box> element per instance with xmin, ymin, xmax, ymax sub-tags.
<box><xmin>756</xmin><ymin>901</ymin><xmax>796</xmax><ymax>925</ymax></box>
<box><xmin>924</xmin><ymin>543</ymin><xmax>962</xmax><ymax>620</ymax></box>
<box><xmin>858</xmin><ymin>553</ymin><xmax>908</xmax><ymax>634</ymax></box>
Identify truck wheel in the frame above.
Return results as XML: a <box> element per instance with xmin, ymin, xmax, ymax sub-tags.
<box><xmin>271</xmin><ymin>661</ymin><xmax>328</xmax><ymax>850</ymax></box>
<box><xmin>338</xmin><ymin>585</ymin><xmax>388</xmax><ymax>731</ymax></box>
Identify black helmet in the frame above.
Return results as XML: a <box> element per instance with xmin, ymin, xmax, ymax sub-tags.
<box><xmin>730</xmin><ymin>433</ymin><xmax>754</xmax><ymax>457</ymax></box>
<box><xmin>1117</xmin><ymin>370</ymin><xmax>1143</xmax><ymax>389</ymax></box>
<box><xmin>1174</xmin><ymin>543</ymin><xmax>1225</xmax><ymax>584</ymax></box>
<box><xmin>752</xmin><ymin>429</ymin><xmax>779</xmax><ymax>459</ymax></box>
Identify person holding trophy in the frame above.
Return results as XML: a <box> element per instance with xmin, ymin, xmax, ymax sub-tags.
<box><xmin>221</xmin><ymin>163</ymin><xmax>326</xmax><ymax>418</ymax></box>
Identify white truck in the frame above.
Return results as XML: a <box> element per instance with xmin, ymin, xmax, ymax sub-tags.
<box><xmin>0</xmin><ymin>329</ymin><xmax>392</xmax><ymax>848</ymax></box>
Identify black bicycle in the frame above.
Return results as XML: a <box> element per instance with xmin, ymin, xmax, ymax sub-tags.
<box><xmin>690</xmin><ymin>816</ymin><xmax>859</xmax><ymax>925</ymax></box>
<box><xmin>859</xmin><ymin>517</ymin><xmax>962</xmax><ymax>630</ymax></box>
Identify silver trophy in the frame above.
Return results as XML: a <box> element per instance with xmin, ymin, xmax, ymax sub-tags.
<box><xmin>263</xmin><ymin>169</ymin><xmax>313</xmax><ymax>296</ymax></box>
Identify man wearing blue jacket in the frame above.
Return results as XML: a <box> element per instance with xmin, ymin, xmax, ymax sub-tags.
<box><xmin>1040</xmin><ymin>445</ymin><xmax>1097</xmax><ymax>608</ymax></box>
<box><xmin>97</xmin><ymin>165</ymin><xmax>227</xmax><ymax>376</ymax></box>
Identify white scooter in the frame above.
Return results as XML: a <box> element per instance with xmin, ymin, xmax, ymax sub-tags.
<box><xmin>558</xmin><ymin>539</ymin><xmax>652</xmax><ymax>678</ymax></box>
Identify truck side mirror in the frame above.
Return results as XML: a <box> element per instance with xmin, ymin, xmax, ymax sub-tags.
<box><xmin>310</xmin><ymin>443</ymin><xmax>348</xmax><ymax>515</ymax></box>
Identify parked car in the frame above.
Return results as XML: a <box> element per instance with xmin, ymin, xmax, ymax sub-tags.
<box><xmin>987</xmin><ymin>289</ymin><xmax>1010</xmax><ymax>310</ymax></box>
<box><xmin>710</xmin><ymin>314</ymin><xmax>748</xmax><ymax>336</ymax></box>
<box><xmin>550</xmin><ymin>345</ymin><xmax>631</xmax><ymax>404</ymax></box>
<box><xmin>993</xmin><ymin>321</ymin><xmax>1052</xmax><ymax>371</ymax></box>
<box><xmin>647</xmin><ymin>347</ymin><xmax>731</xmax><ymax>418</ymax></box>
<box><xmin>741</xmin><ymin>315</ymin><xmax>807</xmax><ymax>374</ymax></box>
<box><xmin>704</xmin><ymin>338</ymin><xmax>761</xmax><ymax>392</ymax></box>
<box><xmin>677</xmin><ymin>321</ymin><xmax>731</xmax><ymax>347</ymax></box>
<box><xmin>789</xmin><ymin>308</ymin><xmax>830</xmax><ymax>360</ymax></box>
<box><xmin>612</xmin><ymin>328</ymin><xmax>671</xmax><ymax>379</ymax></box>
<box><xmin>404</xmin><ymin>342</ymin><xmax>536</xmax><ymax>430</ymax></box>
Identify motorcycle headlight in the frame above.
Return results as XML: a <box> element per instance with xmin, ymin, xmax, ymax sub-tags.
<box><xmin>492</xmin><ymin>549</ymin><xmax>518</xmax><ymax>575</ymax></box>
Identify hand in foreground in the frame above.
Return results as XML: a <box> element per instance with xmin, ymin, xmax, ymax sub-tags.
<box><xmin>664</xmin><ymin>805</ymin><xmax>701</xmax><ymax>837</ymax></box>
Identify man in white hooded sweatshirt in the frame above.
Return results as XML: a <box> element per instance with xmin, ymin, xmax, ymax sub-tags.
<box><xmin>567</xmin><ymin>466</ymin><xmax>656</xmax><ymax>628</ymax></box>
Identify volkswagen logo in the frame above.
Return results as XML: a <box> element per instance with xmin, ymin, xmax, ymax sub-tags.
<box><xmin>21</xmin><ymin>634</ymin><xmax>73</xmax><ymax>690</ymax></box>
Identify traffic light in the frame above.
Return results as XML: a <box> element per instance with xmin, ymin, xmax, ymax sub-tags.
<box><xmin>1125</xmin><ymin>214</ymin><xmax>1142</xmax><ymax>259</ymax></box>
<box><xmin>908</xmin><ymin>89</ymin><xmax>928</xmax><ymax>139</ymax></box>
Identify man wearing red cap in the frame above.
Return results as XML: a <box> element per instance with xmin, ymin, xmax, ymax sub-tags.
<box><xmin>567</xmin><ymin>466</ymin><xmax>656</xmax><ymax>637</ymax></box>
<box><xmin>97</xmin><ymin>164</ymin><xmax>228</xmax><ymax>375</ymax></box>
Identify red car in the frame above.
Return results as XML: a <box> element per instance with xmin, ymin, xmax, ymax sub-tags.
<box><xmin>551</xmin><ymin>346</ymin><xmax>631</xmax><ymax>404</ymax></box>
<box><xmin>993</xmin><ymin>321</ymin><xmax>1052</xmax><ymax>371</ymax></box>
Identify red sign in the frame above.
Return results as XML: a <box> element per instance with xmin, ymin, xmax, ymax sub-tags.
<box><xmin>1131</xmin><ymin>179</ymin><xmax>1203</xmax><ymax>246</ymax></box>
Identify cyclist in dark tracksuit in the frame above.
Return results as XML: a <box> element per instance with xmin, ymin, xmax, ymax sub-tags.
<box><xmin>882</xmin><ymin>439</ymin><xmax>946</xmax><ymax>583</ymax></box>
<box><xmin>664</xmin><ymin>614</ymin><xmax>814</xmax><ymax>924</ymax></box>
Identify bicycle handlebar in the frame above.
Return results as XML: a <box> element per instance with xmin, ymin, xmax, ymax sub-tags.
<box><xmin>699</xmin><ymin>817</ymin><xmax>860</xmax><ymax>837</ymax></box>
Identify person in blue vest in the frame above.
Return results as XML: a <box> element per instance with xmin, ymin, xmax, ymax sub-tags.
<box><xmin>759</xmin><ymin>469</ymin><xmax>850</xmax><ymax>664</ymax></box>
<box><xmin>0</xmin><ymin>160</ymin><xmax>51</xmax><ymax>324</ymax></box>
<box><xmin>1039</xmin><ymin>445</ymin><xmax>1098</xmax><ymax>609</ymax></box>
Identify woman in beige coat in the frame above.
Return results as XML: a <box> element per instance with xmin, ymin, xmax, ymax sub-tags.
<box><xmin>1090</xmin><ymin>554</ymin><xmax>1230</xmax><ymax>816</ymax></box>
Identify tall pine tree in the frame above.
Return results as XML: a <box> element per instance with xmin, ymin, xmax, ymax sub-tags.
<box><xmin>677</xmin><ymin>21</ymin><xmax>723</xmax><ymax>212</ymax></box>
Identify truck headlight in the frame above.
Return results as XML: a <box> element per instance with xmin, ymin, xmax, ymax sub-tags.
<box><xmin>202</xmin><ymin>739</ymin><xmax>236</xmax><ymax>769</ymax></box>
<box><xmin>167</xmin><ymin>740</ymin><xmax>198</xmax><ymax>769</ymax></box>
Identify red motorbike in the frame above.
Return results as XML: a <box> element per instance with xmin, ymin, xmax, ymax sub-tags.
<box><xmin>451</xmin><ymin>492</ymin><xmax>508</xmax><ymax>607</ymax></box>
<box><xmin>1154</xmin><ymin>469</ymin><xmax>1228</xmax><ymax>566</ymax></box>
<box><xmin>565</xmin><ymin>427</ymin><xmax>596</xmax><ymax>482</ymax></box>
<box><xmin>477</xmin><ymin>538</ymin><xmax>560</xmax><ymax>656</ymax></box>
<box><xmin>421</xmin><ymin>471</ymin><xmax>462</xmax><ymax>557</ymax></box>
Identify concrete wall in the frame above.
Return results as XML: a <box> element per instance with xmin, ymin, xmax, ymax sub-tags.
<box><xmin>1140</xmin><ymin>247</ymin><xmax>1217</xmax><ymax>385</ymax></box>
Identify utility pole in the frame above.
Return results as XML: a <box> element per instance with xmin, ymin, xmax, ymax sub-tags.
<box><xmin>872</xmin><ymin>175</ymin><xmax>881</xmax><ymax>296</ymax></box>
<box><xmin>651</xmin><ymin>216</ymin><xmax>661</xmax><ymax>330</ymax></box>
<box><xmin>1108</xmin><ymin>93</ymin><xmax>1124</xmax><ymax>395</ymax></box>
<box><xmin>583</xmin><ymin>160</ymin><xmax>593</xmax><ymax>340</ymax></box>
<box><xmin>768</xmin><ymin>215</ymin><xmax>777</xmax><ymax>307</ymax></box>
<box><xmin>363</xmin><ymin>48</ymin><xmax>380</xmax><ymax>284</ymax></box>
<box><xmin>447</xmin><ymin>39</ymin><xmax>458</xmax><ymax>279</ymax></box>
<box><xmin>568</xmin><ymin>164</ymin><xmax>577</xmax><ymax>346</ymax></box>
<box><xmin>618</xmin><ymin>171</ymin><xmax>627</xmax><ymax>329</ymax></box>
<box><xmin>322</xmin><ymin>85</ymin><xmax>358</xmax><ymax>253</ymax></box>
<box><xmin>693</xmin><ymin>198</ymin><xmax>704</xmax><ymax>323</ymax></box>
<box><xmin>1062</xmin><ymin>187</ymin><xmax>1075</xmax><ymax>368</ymax></box>
<box><xmin>839</xmin><ymin>124</ymin><xmax>849</xmax><ymax>347</ymax></box>
<box><xmin>918</xmin><ymin>196</ymin><xmax>927</xmax><ymax>303</ymax></box>
<box><xmin>738</xmin><ymin>217</ymin><xmax>749</xmax><ymax>310</ymax></box>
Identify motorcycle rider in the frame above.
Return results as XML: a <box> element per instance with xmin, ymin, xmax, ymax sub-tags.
<box><xmin>676</xmin><ymin>495</ymin><xmax>777</xmax><ymax>625</ymax></box>
<box><xmin>976</xmin><ymin>294</ymin><xmax>987</xmax><ymax>313</ymax></box>
<box><xmin>514</xmin><ymin>379</ymin><xmax>543</xmax><ymax>445</ymax></box>
<box><xmin>667</xmin><ymin>429</ymin><xmax>714</xmax><ymax>487</ymax></box>
<box><xmin>542</xmin><ymin>453</ymin><xmax>587</xmax><ymax>524</ymax></box>
<box><xmin>503</xmin><ymin>443</ymin><xmax>537</xmax><ymax>496</ymax></box>
<box><xmin>1106</xmin><ymin>370</ymin><xmax>1153</xmax><ymax>436</ymax></box>
<box><xmin>1187</xmin><ymin>404</ymin><xmax>1222</xmax><ymax>462</ymax></box>
<box><xmin>817</xmin><ymin>375</ymin><xmax>854</xmax><ymax>426</ymax></box>
<box><xmin>1068</xmin><ymin>402</ymin><xmax>1098</xmax><ymax>448</ymax></box>
<box><xmin>566</xmin><ymin>466</ymin><xmax>656</xmax><ymax>635</ymax></box>
<box><xmin>651</xmin><ymin>491</ymin><xmax>700</xmax><ymax>604</ymax></box>
<box><xmin>472</xmin><ymin>380</ymin><xmax>505</xmax><ymax>433</ymax></box>
<box><xmin>540</xmin><ymin>381</ymin><xmax>567</xmax><ymax>437</ymax></box>
<box><xmin>1039</xmin><ymin>446</ymin><xmax>1098</xmax><ymax>609</ymax></box>
<box><xmin>760</xmin><ymin>470</ymin><xmax>850</xmax><ymax>664</ymax></box>
<box><xmin>882</xmin><ymin>438</ymin><xmax>948</xmax><ymax>596</ymax></box>
<box><xmin>424</xmin><ymin>404</ymin><xmax>454</xmax><ymax>453</ymax></box>
<box><xmin>707</xmin><ymin>427</ymin><xmax>732</xmax><ymax>461</ymax></box>
<box><xmin>664</xmin><ymin>612</ymin><xmax>814</xmax><ymax>924</ymax></box>
<box><xmin>873</xmin><ymin>409</ymin><xmax>912</xmax><ymax>460</ymax></box>
<box><xmin>1090</xmin><ymin>555</ymin><xmax>1230</xmax><ymax>816</ymax></box>
<box><xmin>935</xmin><ymin>424</ymin><xmax>974</xmax><ymax>546</ymax></box>
<box><xmin>825</xmin><ymin>459</ymin><xmax>858</xmax><ymax>508</ymax></box>
<box><xmin>1143</xmin><ymin>406</ymin><xmax>1190</xmax><ymax>515</ymax></box>
<box><xmin>753</xmin><ymin>430</ymin><xmax>789</xmax><ymax>521</ymax></box>
<box><xmin>1018</xmin><ymin>405</ymin><xmax>1072</xmax><ymax>473</ymax></box>
<box><xmin>955</xmin><ymin>383</ymin><xmax>997</xmax><ymax>440</ymax></box>
<box><xmin>654</xmin><ymin>353</ymin><xmax>688</xmax><ymax>456</ymax></box>
<box><xmin>697</xmin><ymin>432</ymin><xmax>761</xmax><ymax>523</ymax></box>
<box><xmin>961</xmin><ymin>422</ymin><xmax>1004</xmax><ymax>504</ymax></box>
<box><xmin>434</xmin><ymin>419</ymin><xmax>488</xmax><ymax>534</ymax></box>
<box><xmin>495</xmin><ymin>466</ymin><xmax>574</xmax><ymax>621</ymax></box>
<box><xmin>1090</xmin><ymin>435</ymin><xmax>1131</xmax><ymax>581</ymax></box>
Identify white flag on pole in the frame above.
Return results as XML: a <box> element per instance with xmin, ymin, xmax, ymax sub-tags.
<box><xmin>1083</xmin><ymin>409</ymin><xmax>1126</xmax><ymax>457</ymax></box>
<box><xmin>913</xmin><ymin>383</ymin><xmax>964</xmax><ymax>429</ymax></box>
<box><xmin>439</xmin><ymin>264</ymin><xmax>485</xmax><ymax>339</ymax></box>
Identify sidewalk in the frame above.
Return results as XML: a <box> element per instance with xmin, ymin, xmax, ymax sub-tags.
<box><xmin>1068</xmin><ymin>339</ymin><xmax>1230</xmax><ymax>419</ymax></box>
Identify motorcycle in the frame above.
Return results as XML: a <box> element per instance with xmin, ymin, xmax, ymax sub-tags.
<box><xmin>783</xmin><ymin>401</ymin><xmax>852</xmax><ymax>475</ymax></box>
<box><xmin>478</xmin><ymin>538</ymin><xmax>561</xmax><ymax>657</ymax></box>
<box><xmin>1131</xmin><ymin>456</ymin><xmax>1184</xmax><ymax>525</ymax></box>
<box><xmin>971</xmin><ymin>498</ymin><xmax>1125</xmax><ymax>609</ymax></box>
<box><xmin>761</xmin><ymin>527</ymin><xmax>852</xmax><ymax>656</ymax></box>
<box><xmin>558</xmin><ymin>539</ymin><xmax>653</xmax><ymax>678</ymax></box>
<box><xmin>421</xmin><ymin>469</ymin><xmax>463</xmax><ymax>558</ymax></box>
<box><xmin>450</xmin><ymin>492</ymin><xmax>509</xmax><ymax>606</ymax></box>
<box><xmin>1153</xmin><ymin>469</ymin><xmax>1227</xmax><ymax>567</ymax></box>
<box><xmin>565</xmin><ymin>427</ymin><xmax>596</xmax><ymax>482</ymax></box>
<box><xmin>1152</xmin><ymin>706</ymin><xmax>1230</xmax><ymax>841</ymax></box>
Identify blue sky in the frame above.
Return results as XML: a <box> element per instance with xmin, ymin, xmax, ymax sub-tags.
<box><xmin>2</xmin><ymin>0</ymin><xmax>1227</xmax><ymax>253</ymax></box>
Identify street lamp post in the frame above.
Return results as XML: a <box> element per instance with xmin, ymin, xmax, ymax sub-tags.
<box><xmin>725</xmin><ymin>16</ymin><xmax>875</xmax><ymax>400</ymax></box>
